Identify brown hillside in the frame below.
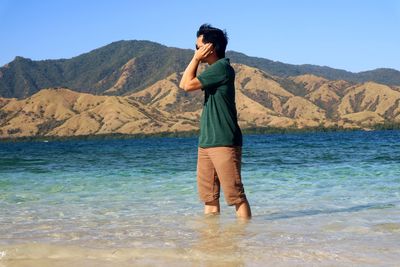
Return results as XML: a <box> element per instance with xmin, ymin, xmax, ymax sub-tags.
<box><xmin>338</xmin><ymin>82</ymin><xmax>400</xmax><ymax>121</ymax></box>
<box><xmin>103</xmin><ymin>58</ymin><xmax>137</xmax><ymax>94</ymax></box>
<box><xmin>233</xmin><ymin>64</ymin><xmax>293</xmax><ymax>114</ymax></box>
<box><xmin>291</xmin><ymin>74</ymin><xmax>329</xmax><ymax>93</ymax></box>
<box><xmin>0</xmin><ymin>88</ymin><xmax>198</xmax><ymax>138</ymax></box>
<box><xmin>290</xmin><ymin>76</ymin><xmax>351</xmax><ymax>117</ymax></box>
<box><xmin>128</xmin><ymin>73</ymin><xmax>203</xmax><ymax>113</ymax></box>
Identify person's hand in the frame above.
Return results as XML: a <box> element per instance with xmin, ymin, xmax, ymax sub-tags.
<box><xmin>194</xmin><ymin>43</ymin><xmax>214</xmax><ymax>61</ymax></box>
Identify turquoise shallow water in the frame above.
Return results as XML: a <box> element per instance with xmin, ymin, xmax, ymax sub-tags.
<box><xmin>0</xmin><ymin>130</ymin><xmax>399</xmax><ymax>266</ymax></box>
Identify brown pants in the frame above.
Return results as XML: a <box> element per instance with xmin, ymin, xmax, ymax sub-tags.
<box><xmin>197</xmin><ymin>146</ymin><xmax>247</xmax><ymax>206</ymax></box>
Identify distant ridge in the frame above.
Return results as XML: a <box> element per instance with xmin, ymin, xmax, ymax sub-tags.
<box><xmin>0</xmin><ymin>41</ymin><xmax>192</xmax><ymax>98</ymax></box>
<box><xmin>1</xmin><ymin>40</ymin><xmax>400</xmax><ymax>99</ymax></box>
<box><xmin>227</xmin><ymin>51</ymin><xmax>400</xmax><ymax>85</ymax></box>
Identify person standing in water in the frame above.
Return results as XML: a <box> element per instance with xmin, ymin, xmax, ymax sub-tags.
<box><xmin>179</xmin><ymin>24</ymin><xmax>251</xmax><ymax>219</ymax></box>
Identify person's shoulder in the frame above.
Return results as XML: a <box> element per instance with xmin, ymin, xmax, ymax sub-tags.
<box><xmin>205</xmin><ymin>58</ymin><xmax>226</xmax><ymax>73</ymax></box>
<box><xmin>218</xmin><ymin>57</ymin><xmax>230</xmax><ymax>66</ymax></box>
<box><xmin>213</xmin><ymin>58</ymin><xmax>232</xmax><ymax>71</ymax></box>
<box><xmin>211</xmin><ymin>58</ymin><xmax>228</xmax><ymax>66</ymax></box>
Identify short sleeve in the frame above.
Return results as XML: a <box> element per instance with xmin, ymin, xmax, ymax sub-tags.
<box><xmin>197</xmin><ymin>62</ymin><xmax>227</xmax><ymax>91</ymax></box>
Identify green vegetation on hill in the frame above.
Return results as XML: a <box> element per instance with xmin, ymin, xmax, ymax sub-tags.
<box><xmin>0</xmin><ymin>41</ymin><xmax>193</xmax><ymax>98</ymax></box>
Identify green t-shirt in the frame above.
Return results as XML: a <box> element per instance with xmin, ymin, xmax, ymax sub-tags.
<box><xmin>197</xmin><ymin>58</ymin><xmax>242</xmax><ymax>148</ymax></box>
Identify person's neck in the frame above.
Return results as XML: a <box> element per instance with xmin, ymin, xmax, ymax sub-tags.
<box><xmin>206</xmin><ymin>55</ymin><xmax>220</xmax><ymax>65</ymax></box>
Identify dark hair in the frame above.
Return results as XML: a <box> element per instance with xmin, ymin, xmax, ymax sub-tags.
<box><xmin>196</xmin><ymin>24</ymin><xmax>228</xmax><ymax>59</ymax></box>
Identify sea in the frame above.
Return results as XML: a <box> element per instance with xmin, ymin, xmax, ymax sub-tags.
<box><xmin>0</xmin><ymin>130</ymin><xmax>399</xmax><ymax>266</ymax></box>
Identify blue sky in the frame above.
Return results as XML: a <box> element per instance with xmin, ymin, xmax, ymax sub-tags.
<box><xmin>1</xmin><ymin>0</ymin><xmax>399</xmax><ymax>72</ymax></box>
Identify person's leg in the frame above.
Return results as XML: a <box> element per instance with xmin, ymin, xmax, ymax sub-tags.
<box><xmin>197</xmin><ymin>147</ymin><xmax>221</xmax><ymax>215</ymax></box>
<box><xmin>205</xmin><ymin>199</ymin><xmax>220</xmax><ymax>215</ymax></box>
<box><xmin>209</xmin><ymin>147</ymin><xmax>251</xmax><ymax>219</ymax></box>
<box><xmin>235</xmin><ymin>199</ymin><xmax>252</xmax><ymax>219</ymax></box>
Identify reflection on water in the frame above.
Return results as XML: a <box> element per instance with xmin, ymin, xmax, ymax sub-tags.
<box><xmin>189</xmin><ymin>216</ymin><xmax>249</xmax><ymax>266</ymax></box>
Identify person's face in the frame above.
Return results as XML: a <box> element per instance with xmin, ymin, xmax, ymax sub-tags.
<box><xmin>196</xmin><ymin>35</ymin><xmax>205</xmax><ymax>50</ymax></box>
<box><xmin>196</xmin><ymin>35</ymin><xmax>211</xmax><ymax>63</ymax></box>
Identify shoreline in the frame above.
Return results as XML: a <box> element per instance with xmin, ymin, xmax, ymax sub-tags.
<box><xmin>2</xmin><ymin>124</ymin><xmax>400</xmax><ymax>143</ymax></box>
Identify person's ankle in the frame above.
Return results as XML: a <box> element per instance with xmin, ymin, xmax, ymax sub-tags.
<box><xmin>205</xmin><ymin>200</ymin><xmax>220</xmax><ymax>214</ymax></box>
<box><xmin>235</xmin><ymin>200</ymin><xmax>252</xmax><ymax>219</ymax></box>
<box><xmin>205</xmin><ymin>211</ymin><xmax>220</xmax><ymax>216</ymax></box>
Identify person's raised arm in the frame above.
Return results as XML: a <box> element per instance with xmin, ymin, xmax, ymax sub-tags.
<box><xmin>179</xmin><ymin>43</ymin><xmax>213</xmax><ymax>92</ymax></box>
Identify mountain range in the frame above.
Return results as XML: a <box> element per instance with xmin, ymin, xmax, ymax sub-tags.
<box><xmin>1</xmin><ymin>40</ymin><xmax>400</xmax><ymax>140</ymax></box>
<box><xmin>2</xmin><ymin>40</ymin><xmax>400</xmax><ymax>99</ymax></box>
